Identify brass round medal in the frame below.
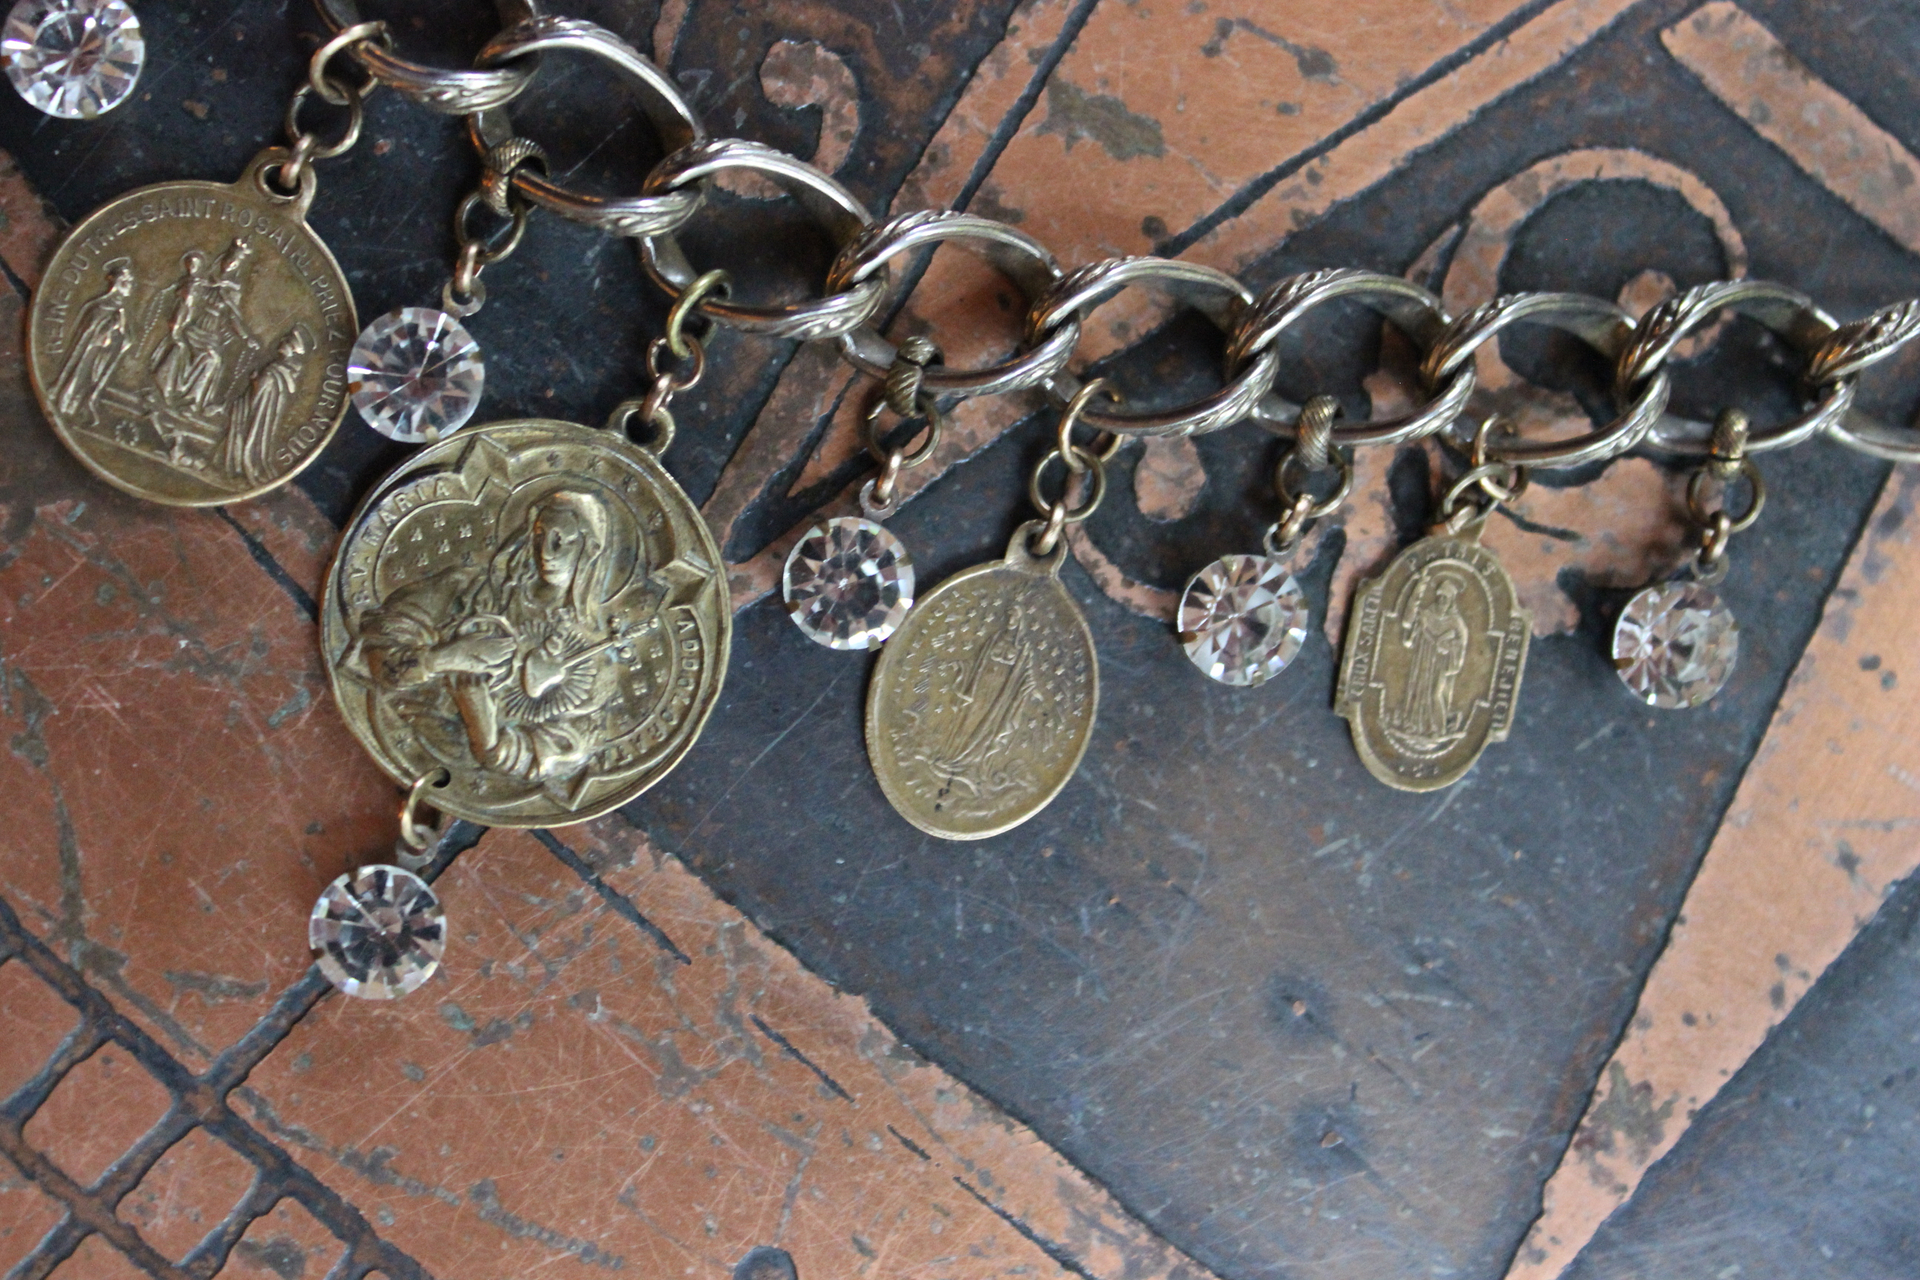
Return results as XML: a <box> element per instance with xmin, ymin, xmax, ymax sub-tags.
<box><xmin>321</xmin><ymin>418</ymin><xmax>730</xmax><ymax>826</ymax></box>
<box><xmin>27</xmin><ymin>152</ymin><xmax>354</xmax><ymax>506</ymax></box>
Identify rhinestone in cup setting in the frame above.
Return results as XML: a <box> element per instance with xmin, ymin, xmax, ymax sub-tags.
<box><xmin>1179</xmin><ymin>553</ymin><xmax>1309</xmax><ymax>687</ymax></box>
<box><xmin>1613</xmin><ymin>580</ymin><xmax>1739</xmax><ymax>709</ymax></box>
<box><xmin>347</xmin><ymin>307</ymin><xmax>486</xmax><ymax>444</ymax></box>
<box><xmin>784</xmin><ymin>516</ymin><xmax>915</xmax><ymax>649</ymax></box>
<box><xmin>309</xmin><ymin>865</ymin><xmax>446</xmax><ymax>1000</ymax></box>
<box><xmin>1</xmin><ymin>0</ymin><xmax>142</xmax><ymax>119</ymax></box>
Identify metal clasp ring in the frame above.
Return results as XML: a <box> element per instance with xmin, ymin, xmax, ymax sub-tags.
<box><xmin>400</xmin><ymin>768</ymin><xmax>451</xmax><ymax>853</ymax></box>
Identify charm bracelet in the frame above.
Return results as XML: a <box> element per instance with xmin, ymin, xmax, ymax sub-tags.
<box><xmin>15</xmin><ymin>3</ymin><xmax>1920</xmax><ymax>995</ymax></box>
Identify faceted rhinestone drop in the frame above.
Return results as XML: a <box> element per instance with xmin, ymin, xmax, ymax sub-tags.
<box><xmin>1179</xmin><ymin>553</ymin><xmax>1309</xmax><ymax>687</ymax></box>
<box><xmin>347</xmin><ymin>307</ymin><xmax>485</xmax><ymax>444</ymax></box>
<box><xmin>2</xmin><ymin>0</ymin><xmax>142</xmax><ymax>119</ymax></box>
<box><xmin>784</xmin><ymin>516</ymin><xmax>914</xmax><ymax>649</ymax></box>
<box><xmin>309</xmin><ymin>865</ymin><xmax>445</xmax><ymax>1000</ymax></box>
<box><xmin>1613</xmin><ymin>580</ymin><xmax>1739</xmax><ymax>709</ymax></box>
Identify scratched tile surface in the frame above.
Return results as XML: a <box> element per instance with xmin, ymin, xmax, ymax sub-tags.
<box><xmin>3</xmin><ymin>2</ymin><xmax>1920</xmax><ymax>1279</ymax></box>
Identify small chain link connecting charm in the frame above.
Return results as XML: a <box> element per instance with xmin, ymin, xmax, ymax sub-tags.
<box><xmin>604</xmin><ymin>270</ymin><xmax>730</xmax><ymax>456</ymax></box>
<box><xmin>1264</xmin><ymin>396</ymin><xmax>1353</xmax><ymax>557</ymax></box>
<box><xmin>1612</xmin><ymin>407</ymin><xmax>1751</xmax><ymax>710</ymax></box>
<box><xmin>861</xmin><ymin>338</ymin><xmax>947</xmax><ymax>519</ymax></box>
<box><xmin>1027</xmin><ymin>379</ymin><xmax>1126</xmax><ymax>557</ymax></box>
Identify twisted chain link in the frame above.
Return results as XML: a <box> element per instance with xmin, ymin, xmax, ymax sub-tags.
<box><xmin>302</xmin><ymin>1</ymin><xmax>1920</xmax><ymax>490</ymax></box>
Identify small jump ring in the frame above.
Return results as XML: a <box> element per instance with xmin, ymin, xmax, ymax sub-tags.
<box><xmin>400</xmin><ymin>768</ymin><xmax>451</xmax><ymax>852</ymax></box>
<box><xmin>454</xmin><ymin>191</ymin><xmax>529</xmax><ymax>267</ymax></box>
<box><xmin>1275</xmin><ymin>449</ymin><xmax>1353</xmax><ymax>520</ymax></box>
<box><xmin>1686</xmin><ymin>458</ymin><xmax>1766</xmax><ymax>532</ymax></box>
<box><xmin>1056</xmin><ymin>378</ymin><xmax>1125</xmax><ymax>472</ymax></box>
<box><xmin>1441</xmin><ymin>462</ymin><xmax>1529</xmax><ymax>518</ymax></box>
<box><xmin>666</xmin><ymin>270</ymin><xmax>730</xmax><ymax>360</ymax></box>
<box><xmin>283</xmin><ymin>82</ymin><xmax>365</xmax><ymax>164</ymax></box>
<box><xmin>1029</xmin><ymin>445</ymin><xmax>1108</xmax><ymax>526</ymax></box>
<box><xmin>309</xmin><ymin>20</ymin><xmax>390</xmax><ymax>107</ymax></box>
<box><xmin>646</xmin><ymin>336</ymin><xmax>707</xmax><ymax>393</ymax></box>
<box><xmin>866</xmin><ymin>390</ymin><xmax>945</xmax><ymax>470</ymax></box>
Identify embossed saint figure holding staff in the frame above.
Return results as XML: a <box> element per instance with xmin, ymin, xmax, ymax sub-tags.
<box><xmin>357</xmin><ymin>488</ymin><xmax>660</xmax><ymax>801</ymax></box>
<box><xmin>1390</xmin><ymin>575</ymin><xmax>1470</xmax><ymax>747</ymax></box>
<box><xmin>50</xmin><ymin>257</ymin><xmax>136</xmax><ymax>420</ymax></box>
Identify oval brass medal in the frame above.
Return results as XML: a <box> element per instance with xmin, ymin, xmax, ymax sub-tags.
<box><xmin>321</xmin><ymin>419</ymin><xmax>731</xmax><ymax>827</ymax></box>
<box><xmin>27</xmin><ymin>153</ymin><xmax>355</xmax><ymax>506</ymax></box>
<box><xmin>866</xmin><ymin>530</ymin><xmax>1098</xmax><ymax>840</ymax></box>
<box><xmin>1334</xmin><ymin>527</ymin><xmax>1530</xmax><ymax>792</ymax></box>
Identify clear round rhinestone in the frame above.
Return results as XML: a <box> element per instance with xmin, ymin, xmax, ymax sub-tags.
<box><xmin>1179</xmin><ymin>553</ymin><xmax>1309</xmax><ymax>687</ymax></box>
<box><xmin>1613</xmin><ymin>580</ymin><xmax>1739</xmax><ymax>709</ymax></box>
<box><xmin>783</xmin><ymin>516</ymin><xmax>914</xmax><ymax>650</ymax></box>
<box><xmin>309</xmin><ymin>865</ymin><xmax>445</xmax><ymax>1000</ymax></box>
<box><xmin>348</xmin><ymin>307</ymin><xmax>485</xmax><ymax>444</ymax></box>
<box><xmin>3</xmin><ymin>0</ymin><xmax>142</xmax><ymax>119</ymax></box>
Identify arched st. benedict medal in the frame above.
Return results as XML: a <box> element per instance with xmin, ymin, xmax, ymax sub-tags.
<box><xmin>321</xmin><ymin>419</ymin><xmax>730</xmax><ymax>826</ymax></box>
<box><xmin>27</xmin><ymin>151</ymin><xmax>354</xmax><ymax>505</ymax></box>
<box><xmin>1335</xmin><ymin>517</ymin><xmax>1530</xmax><ymax>792</ymax></box>
<box><xmin>866</xmin><ymin>526</ymin><xmax>1098</xmax><ymax>840</ymax></box>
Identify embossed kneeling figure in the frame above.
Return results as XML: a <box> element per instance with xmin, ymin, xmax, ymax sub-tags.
<box><xmin>357</xmin><ymin>489</ymin><xmax>663</xmax><ymax>798</ymax></box>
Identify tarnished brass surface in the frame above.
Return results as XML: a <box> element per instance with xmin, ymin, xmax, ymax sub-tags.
<box><xmin>866</xmin><ymin>527</ymin><xmax>1097</xmax><ymax>840</ymax></box>
<box><xmin>27</xmin><ymin>152</ymin><xmax>354</xmax><ymax>505</ymax></box>
<box><xmin>1335</xmin><ymin>523</ymin><xmax>1530</xmax><ymax>792</ymax></box>
<box><xmin>322</xmin><ymin>418</ymin><xmax>729</xmax><ymax>826</ymax></box>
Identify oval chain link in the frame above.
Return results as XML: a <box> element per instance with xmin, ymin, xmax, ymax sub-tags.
<box><xmin>470</xmin><ymin>18</ymin><xmax>706</xmax><ymax>237</ymax></box>
<box><xmin>831</xmin><ymin>211</ymin><xmax>1081</xmax><ymax>398</ymax></box>
<box><xmin>316</xmin><ymin>0</ymin><xmax>543</xmax><ymax>114</ymax></box>
<box><xmin>1027</xmin><ymin>257</ymin><xmax>1279</xmax><ymax>438</ymax></box>
<box><xmin>1234</xmin><ymin>269</ymin><xmax>1473</xmax><ymax>448</ymax></box>
<box><xmin>1616</xmin><ymin>279</ymin><xmax>1853</xmax><ymax>455</ymax></box>
<box><xmin>641</xmin><ymin>139</ymin><xmax>884</xmax><ymax>340</ymax></box>
<box><xmin>293</xmin><ymin>9</ymin><xmax>1920</xmax><ymax>475</ymax></box>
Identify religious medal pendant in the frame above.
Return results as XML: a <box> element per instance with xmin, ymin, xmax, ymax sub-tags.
<box><xmin>21</xmin><ymin>24</ymin><xmax>396</xmax><ymax>505</ymax></box>
<box><xmin>867</xmin><ymin>523</ymin><xmax>1098</xmax><ymax>840</ymax></box>
<box><xmin>783</xmin><ymin>339</ymin><xmax>946</xmax><ymax>649</ymax></box>
<box><xmin>1613</xmin><ymin>410</ymin><xmax>1755</xmax><ymax>709</ymax></box>
<box><xmin>1335</xmin><ymin>457</ymin><xmax>1532</xmax><ymax>793</ymax></box>
<box><xmin>864</xmin><ymin>394</ymin><xmax>1113</xmax><ymax>839</ymax></box>
<box><xmin>27</xmin><ymin>146</ymin><xmax>355</xmax><ymax>505</ymax></box>
<box><xmin>320</xmin><ymin>319</ymin><xmax>733</xmax><ymax>825</ymax></box>
<box><xmin>1180</xmin><ymin>396</ymin><xmax>1349</xmax><ymax>687</ymax></box>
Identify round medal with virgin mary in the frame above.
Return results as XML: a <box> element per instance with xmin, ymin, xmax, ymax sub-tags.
<box><xmin>321</xmin><ymin>418</ymin><xmax>731</xmax><ymax>826</ymax></box>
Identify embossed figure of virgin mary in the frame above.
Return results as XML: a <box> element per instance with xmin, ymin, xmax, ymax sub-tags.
<box><xmin>356</xmin><ymin>488</ymin><xmax>667</xmax><ymax>800</ymax></box>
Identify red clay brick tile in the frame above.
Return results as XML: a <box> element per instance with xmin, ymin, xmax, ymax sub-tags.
<box><xmin>21</xmin><ymin>1046</ymin><xmax>172</xmax><ymax>1189</ymax></box>
<box><xmin>48</xmin><ymin>1233</ymin><xmax>147</xmax><ymax>1280</ymax></box>
<box><xmin>0</xmin><ymin>958</ymin><xmax>79</xmax><ymax>1100</ymax></box>
<box><xmin>238</xmin><ymin>826</ymin><xmax>1199</xmax><ymax>1280</ymax></box>
<box><xmin>0</xmin><ymin>151</ymin><xmax>397</xmax><ymax>1069</ymax></box>
<box><xmin>120</xmin><ymin>1128</ymin><xmax>258</xmax><ymax>1262</ymax></box>
<box><xmin>215</xmin><ymin>1197</ymin><xmax>343</xmax><ymax>1280</ymax></box>
<box><xmin>0</xmin><ymin>1170</ymin><xmax>64</xmax><ymax>1273</ymax></box>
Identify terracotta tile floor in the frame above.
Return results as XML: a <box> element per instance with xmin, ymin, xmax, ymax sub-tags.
<box><xmin>6</xmin><ymin>3</ymin><xmax>1920</xmax><ymax>1278</ymax></box>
